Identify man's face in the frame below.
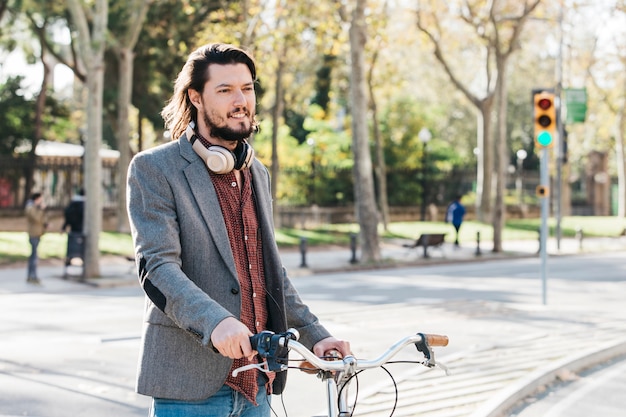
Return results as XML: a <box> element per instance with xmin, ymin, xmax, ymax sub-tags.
<box><xmin>190</xmin><ymin>63</ymin><xmax>256</xmax><ymax>144</ymax></box>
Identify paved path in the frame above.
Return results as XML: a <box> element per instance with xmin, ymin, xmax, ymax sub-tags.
<box><xmin>1</xmin><ymin>236</ymin><xmax>625</xmax><ymax>417</ymax></box>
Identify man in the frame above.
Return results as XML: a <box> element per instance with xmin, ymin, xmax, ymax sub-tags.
<box><xmin>127</xmin><ymin>43</ymin><xmax>350</xmax><ymax>417</ymax></box>
<box><xmin>25</xmin><ymin>192</ymin><xmax>47</xmax><ymax>284</ymax></box>
<box><xmin>446</xmin><ymin>195</ymin><xmax>466</xmax><ymax>246</ymax></box>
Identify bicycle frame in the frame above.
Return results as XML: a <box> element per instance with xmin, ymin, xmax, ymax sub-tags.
<box><xmin>234</xmin><ymin>329</ymin><xmax>449</xmax><ymax>417</ymax></box>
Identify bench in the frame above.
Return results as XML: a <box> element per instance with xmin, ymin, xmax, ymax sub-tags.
<box><xmin>403</xmin><ymin>233</ymin><xmax>446</xmax><ymax>258</ymax></box>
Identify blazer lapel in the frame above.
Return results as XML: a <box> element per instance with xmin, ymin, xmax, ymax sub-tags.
<box><xmin>180</xmin><ymin>138</ymin><xmax>238</xmax><ymax>280</ymax></box>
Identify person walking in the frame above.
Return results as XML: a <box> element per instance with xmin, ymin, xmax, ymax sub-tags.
<box><xmin>446</xmin><ymin>195</ymin><xmax>466</xmax><ymax>247</ymax></box>
<box><xmin>25</xmin><ymin>192</ymin><xmax>47</xmax><ymax>284</ymax></box>
<box><xmin>61</xmin><ymin>189</ymin><xmax>86</xmax><ymax>269</ymax></box>
<box><xmin>126</xmin><ymin>43</ymin><xmax>350</xmax><ymax>417</ymax></box>
<box><xmin>61</xmin><ymin>188</ymin><xmax>85</xmax><ymax>234</ymax></box>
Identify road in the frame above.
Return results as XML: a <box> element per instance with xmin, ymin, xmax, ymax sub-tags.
<box><xmin>0</xmin><ymin>252</ymin><xmax>624</xmax><ymax>417</ymax></box>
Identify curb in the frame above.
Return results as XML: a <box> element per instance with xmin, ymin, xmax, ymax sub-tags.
<box><xmin>468</xmin><ymin>337</ymin><xmax>626</xmax><ymax>417</ymax></box>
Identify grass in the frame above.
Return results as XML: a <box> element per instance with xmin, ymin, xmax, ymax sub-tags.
<box><xmin>0</xmin><ymin>231</ymin><xmax>135</xmax><ymax>266</ymax></box>
<box><xmin>1</xmin><ymin>216</ymin><xmax>624</xmax><ymax>266</ymax></box>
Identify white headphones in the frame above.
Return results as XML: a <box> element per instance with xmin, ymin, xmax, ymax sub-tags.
<box><xmin>185</xmin><ymin>122</ymin><xmax>254</xmax><ymax>174</ymax></box>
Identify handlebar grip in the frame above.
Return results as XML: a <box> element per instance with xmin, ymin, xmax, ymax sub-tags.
<box><xmin>249</xmin><ymin>331</ymin><xmax>273</xmax><ymax>351</ymax></box>
<box><xmin>425</xmin><ymin>334</ymin><xmax>449</xmax><ymax>347</ymax></box>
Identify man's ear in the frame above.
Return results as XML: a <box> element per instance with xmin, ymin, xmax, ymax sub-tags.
<box><xmin>188</xmin><ymin>89</ymin><xmax>201</xmax><ymax>109</ymax></box>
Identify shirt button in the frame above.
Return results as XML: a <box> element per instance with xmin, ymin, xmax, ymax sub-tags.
<box><xmin>231</xmin><ymin>181</ymin><xmax>237</xmax><ymax>187</ymax></box>
<box><xmin>249</xmin><ymin>264</ymin><xmax>252</xmax><ymax>269</ymax></box>
<box><xmin>253</xmin><ymin>292</ymin><xmax>257</xmax><ymax>298</ymax></box>
<box><xmin>231</xmin><ymin>288</ymin><xmax>239</xmax><ymax>295</ymax></box>
<box><xmin>244</xmin><ymin>235</ymin><xmax>248</xmax><ymax>240</ymax></box>
<box><xmin>256</xmin><ymin>321</ymin><xmax>260</xmax><ymax>327</ymax></box>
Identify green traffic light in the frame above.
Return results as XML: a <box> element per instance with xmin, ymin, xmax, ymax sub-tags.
<box><xmin>537</xmin><ymin>131</ymin><xmax>553</xmax><ymax>147</ymax></box>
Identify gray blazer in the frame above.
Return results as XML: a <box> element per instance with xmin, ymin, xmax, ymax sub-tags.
<box><xmin>127</xmin><ymin>135</ymin><xmax>330</xmax><ymax>401</ymax></box>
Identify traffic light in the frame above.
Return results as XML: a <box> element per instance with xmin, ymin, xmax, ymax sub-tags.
<box><xmin>533</xmin><ymin>91</ymin><xmax>556</xmax><ymax>148</ymax></box>
<box><xmin>536</xmin><ymin>185</ymin><xmax>549</xmax><ymax>198</ymax></box>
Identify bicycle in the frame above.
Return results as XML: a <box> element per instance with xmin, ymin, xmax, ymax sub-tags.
<box><xmin>233</xmin><ymin>329</ymin><xmax>449</xmax><ymax>417</ymax></box>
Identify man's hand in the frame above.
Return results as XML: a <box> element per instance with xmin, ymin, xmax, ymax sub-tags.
<box><xmin>313</xmin><ymin>336</ymin><xmax>351</xmax><ymax>359</ymax></box>
<box><xmin>210</xmin><ymin>317</ymin><xmax>254</xmax><ymax>360</ymax></box>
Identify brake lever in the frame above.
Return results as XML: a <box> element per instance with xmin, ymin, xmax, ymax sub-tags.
<box><xmin>434</xmin><ymin>360</ymin><xmax>450</xmax><ymax>376</ymax></box>
<box><xmin>415</xmin><ymin>333</ymin><xmax>450</xmax><ymax>375</ymax></box>
<box><xmin>232</xmin><ymin>361</ymin><xmax>273</xmax><ymax>377</ymax></box>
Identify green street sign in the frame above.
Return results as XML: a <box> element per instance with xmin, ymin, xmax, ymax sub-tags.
<box><xmin>565</xmin><ymin>88</ymin><xmax>587</xmax><ymax>124</ymax></box>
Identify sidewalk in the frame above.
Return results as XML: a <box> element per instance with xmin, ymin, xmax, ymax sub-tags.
<box><xmin>2</xmin><ymin>235</ymin><xmax>625</xmax><ymax>289</ymax></box>
<box><xmin>281</xmin><ymin>234</ymin><xmax>626</xmax><ymax>276</ymax></box>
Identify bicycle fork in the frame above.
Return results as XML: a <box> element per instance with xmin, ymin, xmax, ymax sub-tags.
<box><xmin>322</xmin><ymin>371</ymin><xmax>352</xmax><ymax>417</ymax></box>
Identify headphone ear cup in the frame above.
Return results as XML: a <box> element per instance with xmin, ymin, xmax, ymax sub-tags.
<box><xmin>190</xmin><ymin>140</ymin><xmax>235</xmax><ymax>174</ymax></box>
<box><xmin>233</xmin><ymin>142</ymin><xmax>254</xmax><ymax>170</ymax></box>
<box><xmin>205</xmin><ymin>147</ymin><xmax>236</xmax><ymax>174</ymax></box>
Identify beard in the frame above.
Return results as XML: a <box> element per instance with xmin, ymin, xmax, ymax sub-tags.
<box><xmin>203</xmin><ymin>109</ymin><xmax>255</xmax><ymax>143</ymax></box>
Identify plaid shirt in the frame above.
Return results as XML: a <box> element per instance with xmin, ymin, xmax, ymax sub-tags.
<box><xmin>210</xmin><ymin>167</ymin><xmax>274</xmax><ymax>404</ymax></box>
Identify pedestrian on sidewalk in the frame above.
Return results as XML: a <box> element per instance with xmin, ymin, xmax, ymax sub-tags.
<box><xmin>25</xmin><ymin>192</ymin><xmax>47</xmax><ymax>284</ymax></box>
<box><xmin>61</xmin><ymin>188</ymin><xmax>86</xmax><ymax>269</ymax></box>
<box><xmin>127</xmin><ymin>43</ymin><xmax>350</xmax><ymax>417</ymax></box>
<box><xmin>446</xmin><ymin>194</ymin><xmax>466</xmax><ymax>247</ymax></box>
<box><xmin>61</xmin><ymin>188</ymin><xmax>85</xmax><ymax>234</ymax></box>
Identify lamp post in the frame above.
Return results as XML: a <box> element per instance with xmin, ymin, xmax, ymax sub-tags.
<box><xmin>516</xmin><ymin>149</ymin><xmax>527</xmax><ymax>212</ymax></box>
<box><xmin>418</xmin><ymin>127</ymin><xmax>432</xmax><ymax>221</ymax></box>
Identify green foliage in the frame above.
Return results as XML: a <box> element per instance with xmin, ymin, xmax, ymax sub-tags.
<box><xmin>0</xmin><ymin>76</ymin><xmax>72</xmax><ymax>155</ymax></box>
<box><xmin>378</xmin><ymin>97</ymin><xmax>476</xmax><ymax>206</ymax></box>
<box><xmin>0</xmin><ymin>231</ymin><xmax>133</xmax><ymax>265</ymax></box>
<box><xmin>0</xmin><ymin>76</ymin><xmax>34</xmax><ymax>155</ymax></box>
<box><xmin>255</xmin><ymin>106</ymin><xmax>354</xmax><ymax>206</ymax></box>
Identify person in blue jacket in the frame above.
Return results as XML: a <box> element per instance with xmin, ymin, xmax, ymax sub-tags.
<box><xmin>446</xmin><ymin>195</ymin><xmax>466</xmax><ymax>246</ymax></box>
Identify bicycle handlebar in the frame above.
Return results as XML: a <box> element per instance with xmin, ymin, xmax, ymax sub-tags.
<box><xmin>232</xmin><ymin>329</ymin><xmax>448</xmax><ymax>377</ymax></box>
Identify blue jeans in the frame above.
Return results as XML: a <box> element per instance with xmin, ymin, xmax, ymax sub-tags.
<box><xmin>150</xmin><ymin>384</ymin><xmax>271</xmax><ymax>417</ymax></box>
<box><xmin>27</xmin><ymin>237</ymin><xmax>40</xmax><ymax>279</ymax></box>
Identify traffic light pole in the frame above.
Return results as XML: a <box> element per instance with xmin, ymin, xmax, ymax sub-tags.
<box><xmin>555</xmin><ymin>5</ymin><xmax>564</xmax><ymax>251</ymax></box>
<box><xmin>540</xmin><ymin>148</ymin><xmax>549</xmax><ymax>305</ymax></box>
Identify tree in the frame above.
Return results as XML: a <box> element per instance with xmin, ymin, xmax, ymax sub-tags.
<box><xmin>108</xmin><ymin>0</ymin><xmax>151</xmax><ymax>233</ymax></box>
<box><xmin>347</xmin><ymin>0</ymin><xmax>381</xmax><ymax>263</ymax></box>
<box><xmin>66</xmin><ymin>0</ymin><xmax>108</xmax><ymax>278</ymax></box>
<box><xmin>416</xmin><ymin>0</ymin><xmax>540</xmax><ymax>252</ymax></box>
<box><xmin>586</xmin><ymin>1</ymin><xmax>626</xmax><ymax>218</ymax></box>
<box><xmin>416</xmin><ymin>1</ymin><xmax>497</xmax><ymax>223</ymax></box>
<box><xmin>484</xmin><ymin>0</ymin><xmax>540</xmax><ymax>252</ymax></box>
<box><xmin>367</xmin><ymin>0</ymin><xmax>390</xmax><ymax>230</ymax></box>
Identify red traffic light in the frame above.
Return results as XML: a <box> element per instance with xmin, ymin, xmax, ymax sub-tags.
<box><xmin>537</xmin><ymin>98</ymin><xmax>552</xmax><ymax>110</ymax></box>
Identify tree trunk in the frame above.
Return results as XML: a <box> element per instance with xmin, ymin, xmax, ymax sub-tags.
<box><xmin>492</xmin><ymin>60</ymin><xmax>509</xmax><ymax>253</ymax></box>
<box><xmin>67</xmin><ymin>0</ymin><xmax>108</xmax><ymax>278</ymax></box>
<box><xmin>367</xmin><ymin>49</ymin><xmax>389</xmax><ymax>230</ymax></box>
<box><xmin>478</xmin><ymin>102</ymin><xmax>494</xmax><ymax>223</ymax></box>
<box><xmin>371</xmin><ymin>98</ymin><xmax>389</xmax><ymax>230</ymax></box>
<box><xmin>116</xmin><ymin>47</ymin><xmax>133</xmax><ymax>233</ymax></box>
<box><xmin>82</xmin><ymin>60</ymin><xmax>105</xmax><ymax>277</ymax></box>
<box><xmin>350</xmin><ymin>0</ymin><xmax>380</xmax><ymax>263</ymax></box>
